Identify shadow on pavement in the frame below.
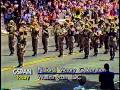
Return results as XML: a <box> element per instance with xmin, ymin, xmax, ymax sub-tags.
<box><xmin>24</xmin><ymin>80</ymin><xmax>100</xmax><ymax>90</ymax></box>
<box><xmin>48</xmin><ymin>50</ymin><xmax>57</xmax><ymax>53</ymax></box>
<box><xmin>2</xmin><ymin>54</ymin><xmax>10</xmax><ymax>56</ymax></box>
<box><xmin>72</xmin><ymin>58</ymin><xmax>85</xmax><ymax>60</ymax></box>
<box><xmin>115</xmin><ymin>57</ymin><xmax>119</xmax><ymax>59</ymax></box>
<box><xmin>99</xmin><ymin>59</ymin><xmax>112</xmax><ymax>61</ymax></box>
<box><xmin>24</xmin><ymin>52</ymin><xmax>45</xmax><ymax>58</ymax></box>
<box><xmin>48</xmin><ymin>45</ymin><xmax>55</xmax><ymax>47</ymax></box>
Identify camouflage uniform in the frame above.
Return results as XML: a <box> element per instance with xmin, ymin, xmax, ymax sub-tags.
<box><xmin>64</xmin><ymin>24</ymin><xmax>69</xmax><ymax>49</ymax></box>
<box><xmin>82</xmin><ymin>26</ymin><xmax>92</xmax><ymax>59</ymax></box>
<box><xmin>7</xmin><ymin>20</ymin><xmax>17</xmax><ymax>55</ymax></box>
<box><xmin>67</xmin><ymin>25</ymin><xmax>75</xmax><ymax>54</ymax></box>
<box><xmin>78</xmin><ymin>23</ymin><xmax>84</xmax><ymax>52</ymax></box>
<box><xmin>75</xmin><ymin>25</ymin><xmax>81</xmax><ymax>47</ymax></box>
<box><xmin>65</xmin><ymin>32</ymin><xmax>69</xmax><ymax>49</ymax></box>
<box><xmin>53</xmin><ymin>24</ymin><xmax>59</xmax><ymax>51</ymax></box>
<box><xmin>108</xmin><ymin>28</ymin><xmax>117</xmax><ymax>60</ymax></box>
<box><xmin>57</xmin><ymin>25</ymin><xmax>67</xmax><ymax>57</ymax></box>
<box><xmin>42</xmin><ymin>25</ymin><xmax>49</xmax><ymax>54</ymax></box>
<box><xmin>74</xmin><ymin>29</ymin><xmax>79</xmax><ymax>44</ymax></box>
<box><xmin>92</xmin><ymin>31</ymin><xmax>100</xmax><ymax>56</ymax></box>
<box><xmin>16</xmin><ymin>21</ymin><xmax>27</xmax><ymax>67</ymax></box>
<box><xmin>99</xmin><ymin>31</ymin><xmax>104</xmax><ymax>48</ymax></box>
<box><xmin>30</xmin><ymin>22</ymin><xmax>40</xmax><ymax>56</ymax></box>
<box><xmin>103</xmin><ymin>25</ymin><xmax>110</xmax><ymax>54</ymax></box>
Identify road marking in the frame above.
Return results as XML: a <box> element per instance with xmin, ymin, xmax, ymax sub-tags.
<box><xmin>1</xmin><ymin>51</ymin><xmax>80</xmax><ymax>72</ymax></box>
<box><xmin>1</xmin><ymin>57</ymin><xmax>56</xmax><ymax>72</ymax></box>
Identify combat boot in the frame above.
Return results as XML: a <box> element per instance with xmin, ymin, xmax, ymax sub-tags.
<box><xmin>43</xmin><ymin>51</ymin><xmax>47</xmax><ymax>54</ymax></box>
<box><xmin>43</xmin><ymin>50</ymin><xmax>47</xmax><ymax>54</ymax></box>
<box><xmin>58</xmin><ymin>52</ymin><xmax>63</xmax><ymax>57</ymax></box>
<box><xmin>16</xmin><ymin>64</ymin><xmax>23</xmax><ymax>68</ymax></box>
<box><xmin>104</xmin><ymin>50</ymin><xmax>108</xmax><ymax>54</ymax></box>
<box><xmin>58</xmin><ymin>54</ymin><xmax>63</xmax><ymax>57</ymax></box>
<box><xmin>110</xmin><ymin>56</ymin><xmax>114</xmax><ymax>61</ymax></box>
<box><xmin>65</xmin><ymin>46</ymin><xmax>68</xmax><ymax>49</ymax></box>
<box><xmin>99</xmin><ymin>45</ymin><xmax>102</xmax><ymax>48</ymax></box>
<box><xmin>55</xmin><ymin>48</ymin><xmax>58</xmax><ymax>51</ymax></box>
<box><xmin>93</xmin><ymin>53</ymin><xmax>98</xmax><ymax>56</ymax></box>
<box><xmin>69</xmin><ymin>50</ymin><xmax>73</xmax><ymax>55</ymax></box>
<box><xmin>83</xmin><ymin>55</ymin><xmax>88</xmax><ymax>59</ymax></box>
<box><xmin>32</xmin><ymin>52</ymin><xmax>37</xmax><ymax>56</ymax></box>
<box><xmin>9</xmin><ymin>53</ymin><xmax>14</xmax><ymax>56</ymax></box>
<box><xmin>79</xmin><ymin>49</ymin><xmax>83</xmax><ymax>53</ymax></box>
<box><xmin>76</xmin><ymin>44</ymin><xmax>79</xmax><ymax>47</ymax></box>
<box><xmin>110</xmin><ymin>57</ymin><xmax>114</xmax><ymax>60</ymax></box>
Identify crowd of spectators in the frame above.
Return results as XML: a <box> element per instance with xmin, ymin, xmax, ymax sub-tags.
<box><xmin>1</xmin><ymin>0</ymin><xmax>119</xmax><ymax>27</ymax></box>
<box><xmin>1</xmin><ymin>0</ymin><xmax>21</xmax><ymax>25</ymax></box>
<box><xmin>21</xmin><ymin>0</ymin><xmax>119</xmax><ymax>25</ymax></box>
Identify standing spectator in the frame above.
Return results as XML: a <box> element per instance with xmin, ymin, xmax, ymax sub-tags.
<box><xmin>99</xmin><ymin>63</ymin><xmax>115</xmax><ymax>90</ymax></box>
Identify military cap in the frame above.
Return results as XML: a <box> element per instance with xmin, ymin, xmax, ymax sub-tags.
<box><xmin>19</xmin><ymin>27</ymin><xmax>24</xmax><ymax>32</ymax></box>
<box><xmin>33</xmin><ymin>16</ymin><xmax>38</xmax><ymax>19</ymax></box>
<box><xmin>10</xmin><ymin>20</ymin><xmax>14</xmax><ymax>23</ymax></box>
<box><xmin>21</xmin><ymin>20</ymin><xmax>26</xmax><ymax>24</ymax></box>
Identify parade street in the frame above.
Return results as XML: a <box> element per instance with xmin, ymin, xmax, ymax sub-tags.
<box><xmin>1</xmin><ymin>33</ymin><xmax>119</xmax><ymax>89</ymax></box>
